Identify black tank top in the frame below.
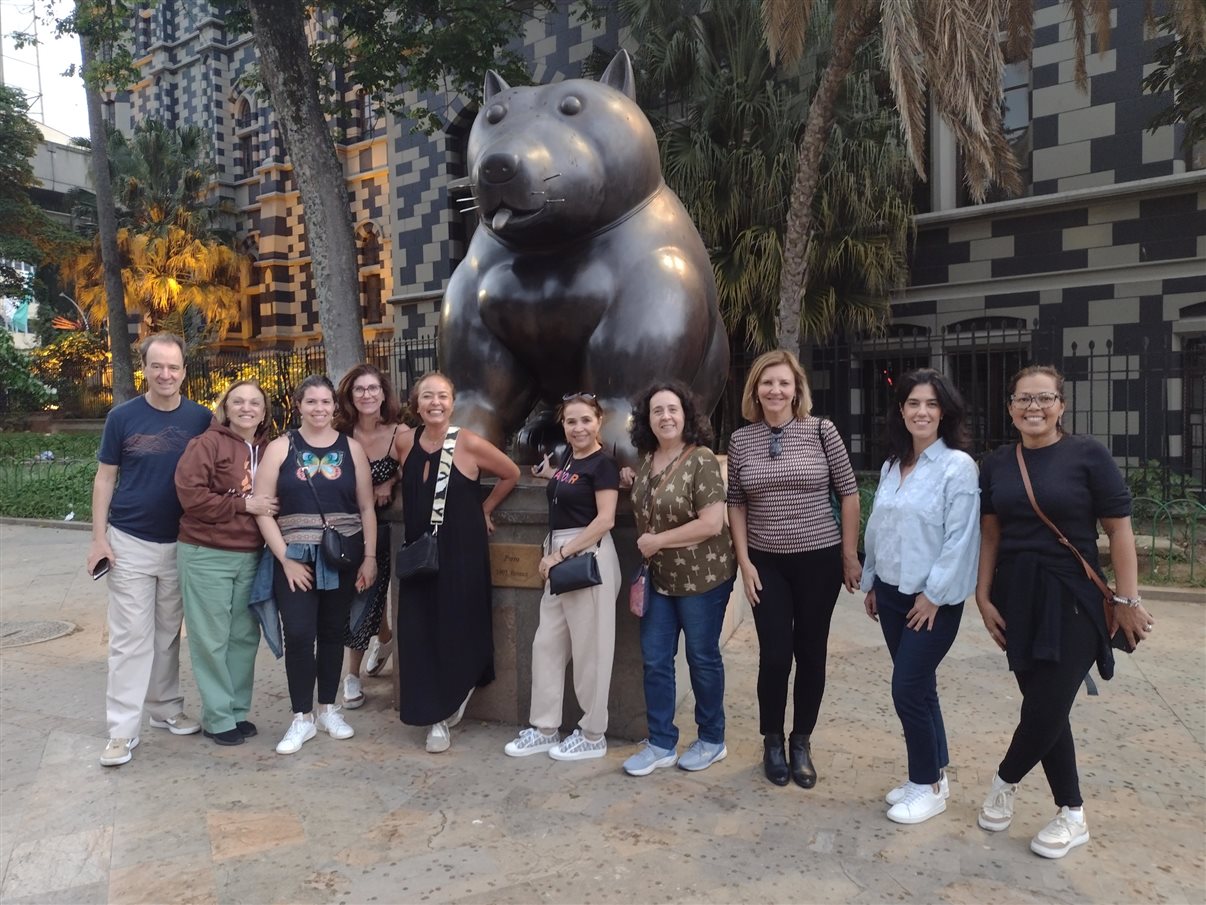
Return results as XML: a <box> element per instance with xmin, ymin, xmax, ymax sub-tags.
<box><xmin>277</xmin><ymin>430</ymin><xmax>360</xmax><ymax>543</ymax></box>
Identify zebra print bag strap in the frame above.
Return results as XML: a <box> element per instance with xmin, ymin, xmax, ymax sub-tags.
<box><xmin>429</xmin><ymin>427</ymin><xmax>460</xmax><ymax>535</ymax></box>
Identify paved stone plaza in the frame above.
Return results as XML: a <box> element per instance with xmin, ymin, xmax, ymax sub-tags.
<box><xmin>1</xmin><ymin>524</ymin><xmax>1202</xmax><ymax>904</ymax></box>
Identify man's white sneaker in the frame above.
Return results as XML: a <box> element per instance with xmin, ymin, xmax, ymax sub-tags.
<box><xmin>886</xmin><ymin>782</ymin><xmax>947</xmax><ymax>824</ymax></box>
<box><xmin>317</xmin><ymin>706</ymin><xmax>354</xmax><ymax>740</ymax></box>
<box><xmin>887</xmin><ymin>771</ymin><xmax>949</xmax><ymax>806</ymax></box>
<box><xmin>426</xmin><ymin>721</ymin><xmax>450</xmax><ymax>753</ymax></box>
<box><xmin>504</xmin><ymin>727</ymin><xmax>560</xmax><ymax>757</ymax></box>
<box><xmin>343</xmin><ymin>674</ymin><xmax>365</xmax><ymax>709</ymax></box>
<box><xmin>275</xmin><ymin>714</ymin><xmax>317</xmax><ymax>754</ymax></box>
<box><xmin>1030</xmin><ymin>807</ymin><xmax>1090</xmax><ymax>859</ymax></box>
<box><xmin>548</xmin><ymin>729</ymin><xmax>607</xmax><ymax>761</ymax></box>
<box><xmin>978</xmin><ymin>773</ymin><xmax>1018</xmax><ymax>832</ymax></box>
<box><xmin>100</xmin><ymin>736</ymin><xmax>139</xmax><ymax>766</ymax></box>
<box><xmin>148</xmin><ymin>712</ymin><xmax>201</xmax><ymax>735</ymax></box>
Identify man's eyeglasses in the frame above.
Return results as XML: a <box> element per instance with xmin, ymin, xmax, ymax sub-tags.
<box><xmin>562</xmin><ymin>392</ymin><xmax>597</xmax><ymax>401</ymax></box>
<box><xmin>1009</xmin><ymin>392</ymin><xmax>1062</xmax><ymax>409</ymax></box>
<box><xmin>352</xmin><ymin>384</ymin><xmax>383</xmax><ymax>397</ymax></box>
<box><xmin>769</xmin><ymin>426</ymin><xmax>784</xmax><ymax>459</ymax></box>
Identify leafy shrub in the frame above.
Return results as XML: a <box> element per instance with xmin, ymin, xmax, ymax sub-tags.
<box><xmin>0</xmin><ymin>331</ymin><xmax>54</xmax><ymax>413</ymax></box>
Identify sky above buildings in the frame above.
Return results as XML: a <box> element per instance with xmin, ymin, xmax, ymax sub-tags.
<box><xmin>1</xmin><ymin>0</ymin><xmax>87</xmax><ymax>139</ymax></box>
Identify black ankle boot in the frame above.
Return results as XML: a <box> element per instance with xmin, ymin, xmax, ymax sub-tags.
<box><xmin>789</xmin><ymin>732</ymin><xmax>817</xmax><ymax>788</ymax></box>
<box><xmin>763</xmin><ymin>733</ymin><xmax>789</xmax><ymax>786</ymax></box>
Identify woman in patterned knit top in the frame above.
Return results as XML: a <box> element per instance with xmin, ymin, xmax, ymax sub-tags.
<box><xmin>726</xmin><ymin>350</ymin><xmax>861</xmax><ymax>789</ymax></box>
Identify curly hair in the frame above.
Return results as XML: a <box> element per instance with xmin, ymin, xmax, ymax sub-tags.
<box><xmin>334</xmin><ymin>364</ymin><xmax>402</xmax><ymax>432</ymax></box>
<box><xmin>629</xmin><ymin>380</ymin><xmax>714</xmax><ymax>455</ymax></box>
<box><xmin>884</xmin><ymin>368</ymin><xmax>971</xmax><ymax>466</ymax></box>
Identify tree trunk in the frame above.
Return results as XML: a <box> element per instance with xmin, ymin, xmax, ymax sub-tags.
<box><xmin>247</xmin><ymin>0</ymin><xmax>364</xmax><ymax>379</ymax></box>
<box><xmin>776</xmin><ymin>3</ymin><xmax>879</xmax><ymax>356</ymax></box>
<box><xmin>79</xmin><ymin>29</ymin><xmax>135</xmax><ymax>403</ymax></box>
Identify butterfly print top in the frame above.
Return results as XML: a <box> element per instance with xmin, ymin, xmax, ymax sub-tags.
<box><xmin>276</xmin><ymin>431</ymin><xmax>361</xmax><ymax>544</ymax></box>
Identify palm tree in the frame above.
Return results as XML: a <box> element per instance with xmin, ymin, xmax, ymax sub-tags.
<box><xmin>760</xmin><ymin>0</ymin><xmax>1127</xmax><ymax>354</ymax></box>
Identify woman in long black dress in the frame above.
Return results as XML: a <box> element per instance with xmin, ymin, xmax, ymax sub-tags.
<box><xmin>334</xmin><ymin>364</ymin><xmax>411</xmax><ymax>709</ymax></box>
<box><xmin>396</xmin><ymin>371</ymin><xmax>520</xmax><ymax>752</ymax></box>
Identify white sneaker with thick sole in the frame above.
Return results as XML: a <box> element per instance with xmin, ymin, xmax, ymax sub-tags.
<box><xmin>317</xmin><ymin>706</ymin><xmax>354</xmax><ymax>740</ymax></box>
<box><xmin>978</xmin><ymin>774</ymin><xmax>1019</xmax><ymax>831</ymax></box>
<box><xmin>887</xmin><ymin>771</ymin><xmax>949</xmax><ymax>806</ymax></box>
<box><xmin>426</xmin><ymin>720</ymin><xmax>450</xmax><ymax>753</ymax></box>
<box><xmin>548</xmin><ymin>729</ymin><xmax>607</xmax><ymax>761</ymax></box>
<box><xmin>504</xmin><ymin>727</ymin><xmax>560</xmax><ymax>757</ymax></box>
<box><xmin>1030</xmin><ymin>807</ymin><xmax>1090</xmax><ymax>859</ymax></box>
<box><xmin>276</xmin><ymin>714</ymin><xmax>317</xmax><ymax>754</ymax></box>
<box><xmin>886</xmin><ymin>782</ymin><xmax>948</xmax><ymax>824</ymax></box>
<box><xmin>342</xmin><ymin>674</ymin><xmax>365</xmax><ymax>709</ymax></box>
<box><xmin>100</xmin><ymin>736</ymin><xmax>139</xmax><ymax>766</ymax></box>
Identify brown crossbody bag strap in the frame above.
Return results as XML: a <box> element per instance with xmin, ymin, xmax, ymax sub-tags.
<box><xmin>1014</xmin><ymin>443</ymin><xmax>1118</xmax><ymax>636</ymax></box>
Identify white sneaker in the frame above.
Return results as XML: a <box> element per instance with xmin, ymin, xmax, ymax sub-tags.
<box><xmin>426</xmin><ymin>720</ymin><xmax>450</xmax><ymax>753</ymax></box>
<box><xmin>148</xmin><ymin>712</ymin><xmax>201</xmax><ymax>735</ymax></box>
<box><xmin>505</xmin><ymin>727</ymin><xmax>561</xmax><ymax>757</ymax></box>
<box><xmin>100</xmin><ymin>736</ymin><xmax>139</xmax><ymax>767</ymax></box>
<box><xmin>447</xmin><ymin>688</ymin><xmax>473</xmax><ymax>729</ymax></box>
<box><xmin>548</xmin><ymin>729</ymin><xmax>607</xmax><ymax>761</ymax></box>
<box><xmin>275</xmin><ymin>713</ymin><xmax>317</xmax><ymax>755</ymax></box>
<box><xmin>343</xmin><ymin>674</ymin><xmax>365</xmax><ymax>709</ymax></box>
<box><xmin>1030</xmin><ymin>807</ymin><xmax>1090</xmax><ymax>859</ymax></box>
<box><xmin>364</xmin><ymin>636</ymin><xmax>394</xmax><ymax>676</ymax></box>
<box><xmin>886</xmin><ymin>782</ymin><xmax>947</xmax><ymax>824</ymax></box>
<box><xmin>978</xmin><ymin>773</ymin><xmax>1018</xmax><ymax>832</ymax></box>
<box><xmin>887</xmin><ymin>771</ymin><xmax>949</xmax><ymax>806</ymax></box>
<box><xmin>316</xmin><ymin>705</ymin><xmax>354</xmax><ymax>740</ymax></box>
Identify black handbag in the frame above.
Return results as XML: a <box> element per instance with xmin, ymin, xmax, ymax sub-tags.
<box><xmin>290</xmin><ymin>432</ymin><xmax>365</xmax><ymax>573</ymax></box>
<box><xmin>396</xmin><ymin>427</ymin><xmax>459</xmax><ymax>581</ymax></box>
<box><xmin>549</xmin><ymin>548</ymin><xmax>602</xmax><ymax>595</ymax></box>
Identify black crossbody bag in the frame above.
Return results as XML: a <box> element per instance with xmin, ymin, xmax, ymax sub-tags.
<box><xmin>547</xmin><ymin>450</ymin><xmax>603</xmax><ymax>596</ymax></box>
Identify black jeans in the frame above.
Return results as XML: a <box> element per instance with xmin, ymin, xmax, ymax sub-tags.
<box><xmin>273</xmin><ymin>564</ymin><xmax>355</xmax><ymax>714</ymax></box>
<box><xmin>748</xmin><ymin>545</ymin><xmax>843</xmax><ymax>737</ymax></box>
<box><xmin>998</xmin><ymin>596</ymin><xmax>1099</xmax><ymax>807</ymax></box>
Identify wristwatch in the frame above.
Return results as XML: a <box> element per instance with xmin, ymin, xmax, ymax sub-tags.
<box><xmin>1111</xmin><ymin>594</ymin><xmax>1142</xmax><ymax>607</ymax></box>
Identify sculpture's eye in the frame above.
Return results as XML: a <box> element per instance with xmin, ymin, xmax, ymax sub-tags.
<box><xmin>558</xmin><ymin>95</ymin><xmax>582</xmax><ymax>116</ymax></box>
<box><xmin>485</xmin><ymin>104</ymin><xmax>507</xmax><ymax>124</ymax></box>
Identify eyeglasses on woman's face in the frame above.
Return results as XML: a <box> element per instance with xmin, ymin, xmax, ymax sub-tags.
<box><xmin>1009</xmin><ymin>392</ymin><xmax>1062</xmax><ymax>410</ymax></box>
<box><xmin>353</xmin><ymin>384</ymin><xmax>383</xmax><ymax>397</ymax></box>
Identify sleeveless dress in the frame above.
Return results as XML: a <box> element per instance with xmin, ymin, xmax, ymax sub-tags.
<box><xmin>344</xmin><ymin>426</ymin><xmax>400</xmax><ymax>650</ymax></box>
<box><xmin>397</xmin><ymin>425</ymin><xmax>495</xmax><ymax>725</ymax></box>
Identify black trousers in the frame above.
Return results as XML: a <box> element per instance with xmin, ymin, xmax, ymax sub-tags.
<box><xmin>274</xmin><ymin>564</ymin><xmax>355</xmax><ymax>714</ymax></box>
<box><xmin>748</xmin><ymin>545</ymin><xmax>843</xmax><ymax>737</ymax></box>
<box><xmin>998</xmin><ymin>597</ymin><xmax>1098</xmax><ymax>807</ymax></box>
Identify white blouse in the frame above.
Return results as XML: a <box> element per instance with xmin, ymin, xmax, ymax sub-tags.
<box><xmin>859</xmin><ymin>439</ymin><xmax>981</xmax><ymax>605</ymax></box>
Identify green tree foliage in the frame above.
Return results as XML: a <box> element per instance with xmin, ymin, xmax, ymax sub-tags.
<box><xmin>1143</xmin><ymin>11</ymin><xmax>1206</xmax><ymax>152</ymax></box>
<box><xmin>0</xmin><ymin>331</ymin><xmax>55</xmax><ymax>412</ymax></box>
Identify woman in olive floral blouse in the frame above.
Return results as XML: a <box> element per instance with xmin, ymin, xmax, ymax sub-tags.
<box><xmin>620</xmin><ymin>381</ymin><xmax>736</xmax><ymax>776</ymax></box>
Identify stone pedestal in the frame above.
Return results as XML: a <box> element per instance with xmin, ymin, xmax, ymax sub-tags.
<box><xmin>389</xmin><ymin>476</ymin><xmax>746</xmax><ymax>741</ymax></box>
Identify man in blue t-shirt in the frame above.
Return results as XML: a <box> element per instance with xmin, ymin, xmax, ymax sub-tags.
<box><xmin>86</xmin><ymin>334</ymin><xmax>213</xmax><ymax>766</ymax></box>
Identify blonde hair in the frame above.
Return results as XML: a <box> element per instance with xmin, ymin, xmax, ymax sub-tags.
<box><xmin>740</xmin><ymin>349</ymin><xmax>812</xmax><ymax>423</ymax></box>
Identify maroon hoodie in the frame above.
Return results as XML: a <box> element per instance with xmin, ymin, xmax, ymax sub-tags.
<box><xmin>174</xmin><ymin>418</ymin><xmax>270</xmax><ymax>552</ymax></box>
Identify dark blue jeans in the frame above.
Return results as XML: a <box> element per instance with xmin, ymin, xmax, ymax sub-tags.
<box><xmin>640</xmin><ymin>576</ymin><xmax>735</xmax><ymax>750</ymax></box>
<box><xmin>874</xmin><ymin>579</ymin><xmax>963</xmax><ymax>785</ymax></box>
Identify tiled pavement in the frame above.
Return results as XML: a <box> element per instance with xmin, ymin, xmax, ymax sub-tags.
<box><xmin>1</xmin><ymin>524</ymin><xmax>1203</xmax><ymax>904</ymax></box>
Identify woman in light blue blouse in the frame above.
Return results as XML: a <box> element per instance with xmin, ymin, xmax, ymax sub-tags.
<box><xmin>861</xmin><ymin>369</ymin><xmax>980</xmax><ymax>825</ymax></box>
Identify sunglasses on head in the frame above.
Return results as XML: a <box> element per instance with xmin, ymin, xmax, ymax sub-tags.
<box><xmin>562</xmin><ymin>392</ymin><xmax>597</xmax><ymax>401</ymax></box>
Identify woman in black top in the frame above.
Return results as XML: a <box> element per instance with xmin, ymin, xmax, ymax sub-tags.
<box><xmin>975</xmin><ymin>365</ymin><xmax>1153</xmax><ymax>860</ymax></box>
<box><xmin>503</xmin><ymin>393</ymin><xmax>621</xmax><ymax>762</ymax></box>
<box><xmin>254</xmin><ymin>375</ymin><xmax>377</xmax><ymax>756</ymax></box>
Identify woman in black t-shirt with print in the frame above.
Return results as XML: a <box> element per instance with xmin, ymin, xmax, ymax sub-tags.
<box><xmin>503</xmin><ymin>393</ymin><xmax>621</xmax><ymax>762</ymax></box>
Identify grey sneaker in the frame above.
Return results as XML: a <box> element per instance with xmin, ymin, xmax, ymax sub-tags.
<box><xmin>148</xmin><ymin>712</ymin><xmax>201</xmax><ymax>735</ymax></box>
<box><xmin>504</xmin><ymin>727</ymin><xmax>560</xmax><ymax>757</ymax></box>
<box><xmin>100</xmin><ymin>736</ymin><xmax>139</xmax><ymax>766</ymax></box>
<box><xmin>677</xmin><ymin>739</ymin><xmax>727</xmax><ymax>772</ymax></box>
<box><xmin>979</xmin><ymin>774</ymin><xmax>1018</xmax><ymax>832</ymax></box>
<box><xmin>426</xmin><ymin>721</ymin><xmax>450</xmax><ymax>753</ymax></box>
<box><xmin>1030</xmin><ymin>807</ymin><xmax>1090</xmax><ymax>859</ymax></box>
<box><xmin>623</xmin><ymin>741</ymin><xmax>677</xmax><ymax>776</ymax></box>
<box><xmin>548</xmin><ymin>729</ymin><xmax>606</xmax><ymax>761</ymax></box>
<box><xmin>887</xmin><ymin>771</ymin><xmax>949</xmax><ymax>806</ymax></box>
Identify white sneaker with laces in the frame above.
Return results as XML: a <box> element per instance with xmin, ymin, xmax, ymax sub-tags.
<box><xmin>886</xmin><ymin>781</ymin><xmax>947</xmax><ymax>824</ymax></box>
<box><xmin>426</xmin><ymin>720</ymin><xmax>450</xmax><ymax>753</ymax></box>
<box><xmin>317</xmin><ymin>705</ymin><xmax>354</xmax><ymax>740</ymax></box>
<box><xmin>887</xmin><ymin>771</ymin><xmax>949</xmax><ymax>806</ymax></box>
<box><xmin>978</xmin><ymin>773</ymin><xmax>1018</xmax><ymax>831</ymax></box>
<box><xmin>276</xmin><ymin>713</ymin><xmax>317</xmax><ymax>755</ymax></box>
<box><xmin>364</xmin><ymin>636</ymin><xmax>394</xmax><ymax>676</ymax></box>
<box><xmin>548</xmin><ymin>729</ymin><xmax>607</xmax><ymax>761</ymax></box>
<box><xmin>343</xmin><ymin>674</ymin><xmax>365</xmax><ymax>709</ymax></box>
<box><xmin>100</xmin><ymin>736</ymin><xmax>139</xmax><ymax>766</ymax></box>
<box><xmin>504</xmin><ymin>727</ymin><xmax>561</xmax><ymax>757</ymax></box>
<box><xmin>1030</xmin><ymin>807</ymin><xmax>1090</xmax><ymax>859</ymax></box>
<box><xmin>148</xmin><ymin>712</ymin><xmax>201</xmax><ymax>735</ymax></box>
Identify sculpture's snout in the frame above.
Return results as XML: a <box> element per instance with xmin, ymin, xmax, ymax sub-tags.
<box><xmin>479</xmin><ymin>152</ymin><xmax>520</xmax><ymax>185</ymax></box>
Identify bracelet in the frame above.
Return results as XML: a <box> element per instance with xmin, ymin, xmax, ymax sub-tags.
<box><xmin>1112</xmin><ymin>594</ymin><xmax>1142</xmax><ymax>607</ymax></box>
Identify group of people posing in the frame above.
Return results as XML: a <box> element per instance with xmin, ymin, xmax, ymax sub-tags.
<box><xmin>87</xmin><ymin>335</ymin><xmax>1154</xmax><ymax>863</ymax></box>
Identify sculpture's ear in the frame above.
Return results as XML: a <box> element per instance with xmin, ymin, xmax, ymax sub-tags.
<box><xmin>599</xmin><ymin>50</ymin><xmax>635</xmax><ymax>100</ymax></box>
<box><xmin>484</xmin><ymin>70</ymin><xmax>510</xmax><ymax>102</ymax></box>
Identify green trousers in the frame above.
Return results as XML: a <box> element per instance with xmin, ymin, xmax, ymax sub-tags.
<box><xmin>178</xmin><ymin>542</ymin><xmax>261</xmax><ymax>733</ymax></box>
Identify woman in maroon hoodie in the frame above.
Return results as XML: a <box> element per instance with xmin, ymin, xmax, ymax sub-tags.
<box><xmin>175</xmin><ymin>380</ymin><xmax>278</xmax><ymax>745</ymax></box>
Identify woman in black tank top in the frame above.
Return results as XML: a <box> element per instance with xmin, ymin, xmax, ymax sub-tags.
<box><xmin>253</xmin><ymin>376</ymin><xmax>378</xmax><ymax>757</ymax></box>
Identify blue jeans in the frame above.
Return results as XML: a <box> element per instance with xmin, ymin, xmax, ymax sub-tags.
<box><xmin>640</xmin><ymin>576</ymin><xmax>735</xmax><ymax>750</ymax></box>
<box><xmin>874</xmin><ymin>579</ymin><xmax>963</xmax><ymax>785</ymax></box>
